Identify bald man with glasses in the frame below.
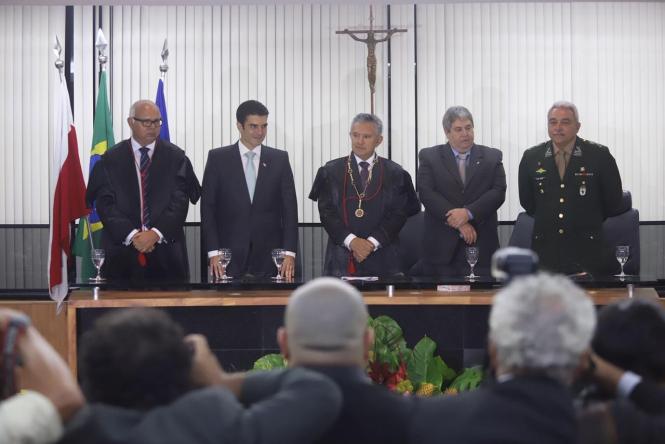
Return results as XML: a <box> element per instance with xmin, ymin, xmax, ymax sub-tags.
<box><xmin>86</xmin><ymin>99</ymin><xmax>201</xmax><ymax>281</ymax></box>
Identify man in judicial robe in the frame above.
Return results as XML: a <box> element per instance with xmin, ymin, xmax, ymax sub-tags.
<box><xmin>86</xmin><ymin>100</ymin><xmax>200</xmax><ymax>281</ymax></box>
<box><xmin>309</xmin><ymin>113</ymin><xmax>419</xmax><ymax>277</ymax></box>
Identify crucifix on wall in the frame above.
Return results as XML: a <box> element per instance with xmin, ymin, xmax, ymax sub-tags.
<box><xmin>336</xmin><ymin>6</ymin><xmax>407</xmax><ymax>114</ymax></box>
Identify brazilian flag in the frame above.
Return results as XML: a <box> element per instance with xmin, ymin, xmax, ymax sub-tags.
<box><xmin>72</xmin><ymin>71</ymin><xmax>115</xmax><ymax>280</ymax></box>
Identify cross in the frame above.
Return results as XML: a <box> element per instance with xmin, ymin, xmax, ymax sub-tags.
<box><xmin>336</xmin><ymin>6</ymin><xmax>407</xmax><ymax>114</ymax></box>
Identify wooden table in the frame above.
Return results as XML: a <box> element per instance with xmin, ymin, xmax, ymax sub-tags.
<box><xmin>55</xmin><ymin>286</ymin><xmax>658</xmax><ymax>375</ymax></box>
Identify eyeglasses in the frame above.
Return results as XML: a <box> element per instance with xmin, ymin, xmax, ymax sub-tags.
<box><xmin>132</xmin><ymin>117</ymin><xmax>162</xmax><ymax>128</ymax></box>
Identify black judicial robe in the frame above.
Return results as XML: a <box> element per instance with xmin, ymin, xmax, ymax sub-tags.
<box><xmin>309</xmin><ymin>155</ymin><xmax>419</xmax><ymax>277</ymax></box>
<box><xmin>86</xmin><ymin>139</ymin><xmax>201</xmax><ymax>281</ymax></box>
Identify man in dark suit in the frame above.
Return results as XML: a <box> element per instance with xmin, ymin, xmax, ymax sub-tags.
<box><xmin>410</xmin><ymin>273</ymin><xmax>597</xmax><ymax>444</ymax></box>
<box><xmin>201</xmin><ymin>100</ymin><xmax>298</xmax><ymax>279</ymax></box>
<box><xmin>277</xmin><ymin>277</ymin><xmax>415</xmax><ymax>444</ymax></box>
<box><xmin>309</xmin><ymin>113</ymin><xmax>419</xmax><ymax>277</ymax></box>
<box><xmin>518</xmin><ymin>101</ymin><xmax>623</xmax><ymax>275</ymax></box>
<box><xmin>87</xmin><ymin>100</ymin><xmax>200</xmax><ymax>281</ymax></box>
<box><xmin>418</xmin><ymin>106</ymin><xmax>506</xmax><ymax>277</ymax></box>
<box><xmin>60</xmin><ymin>308</ymin><xmax>342</xmax><ymax>444</ymax></box>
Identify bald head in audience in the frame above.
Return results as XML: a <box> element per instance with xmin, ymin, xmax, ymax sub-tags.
<box><xmin>278</xmin><ymin>277</ymin><xmax>373</xmax><ymax>366</ymax></box>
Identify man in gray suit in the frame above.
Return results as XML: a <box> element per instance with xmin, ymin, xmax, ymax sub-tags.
<box><xmin>418</xmin><ymin>106</ymin><xmax>506</xmax><ymax>277</ymax></box>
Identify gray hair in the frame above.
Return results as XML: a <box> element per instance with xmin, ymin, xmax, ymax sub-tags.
<box><xmin>548</xmin><ymin>101</ymin><xmax>580</xmax><ymax>122</ymax></box>
<box><xmin>285</xmin><ymin>277</ymin><xmax>368</xmax><ymax>363</ymax></box>
<box><xmin>442</xmin><ymin>106</ymin><xmax>474</xmax><ymax>132</ymax></box>
<box><xmin>350</xmin><ymin>113</ymin><xmax>383</xmax><ymax>135</ymax></box>
<box><xmin>489</xmin><ymin>273</ymin><xmax>595</xmax><ymax>385</ymax></box>
<box><xmin>128</xmin><ymin>100</ymin><xmax>159</xmax><ymax>118</ymax></box>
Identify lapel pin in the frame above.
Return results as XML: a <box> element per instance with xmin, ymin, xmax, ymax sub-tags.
<box><xmin>262</xmin><ymin>162</ymin><xmax>267</xmax><ymax>168</ymax></box>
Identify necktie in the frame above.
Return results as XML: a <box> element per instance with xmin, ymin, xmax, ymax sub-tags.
<box><xmin>457</xmin><ymin>153</ymin><xmax>468</xmax><ymax>184</ymax></box>
<box><xmin>555</xmin><ymin>150</ymin><xmax>568</xmax><ymax>179</ymax></box>
<box><xmin>359</xmin><ymin>161</ymin><xmax>370</xmax><ymax>188</ymax></box>
<box><xmin>139</xmin><ymin>147</ymin><xmax>151</xmax><ymax>228</ymax></box>
<box><xmin>245</xmin><ymin>151</ymin><xmax>256</xmax><ymax>202</ymax></box>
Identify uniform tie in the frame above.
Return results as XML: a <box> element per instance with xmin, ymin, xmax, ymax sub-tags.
<box><xmin>139</xmin><ymin>147</ymin><xmax>151</xmax><ymax>228</ymax></box>
<box><xmin>555</xmin><ymin>150</ymin><xmax>569</xmax><ymax>180</ymax></box>
<box><xmin>457</xmin><ymin>152</ymin><xmax>468</xmax><ymax>184</ymax></box>
<box><xmin>245</xmin><ymin>151</ymin><xmax>257</xmax><ymax>202</ymax></box>
<box><xmin>359</xmin><ymin>161</ymin><xmax>370</xmax><ymax>188</ymax></box>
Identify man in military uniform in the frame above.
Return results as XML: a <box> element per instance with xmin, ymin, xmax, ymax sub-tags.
<box><xmin>518</xmin><ymin>101</ymin><xmax>623</xmax><ymax>275</ymax></box>
<box><xmin>309</xmin><ymin>113</ymin><xmax>420</xmax><ymax>277</ymax></box>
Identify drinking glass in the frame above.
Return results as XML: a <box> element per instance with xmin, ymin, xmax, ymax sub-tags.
<box><xmin>218</xmin><ymin>248</ymin><xmax>232</xmax><ymax>281</ymax></box>
<box><xmin>90</xmin><ymin>249</ymin><xmax>105</xmax><ymax>282</ymax></box>
<box><xmin>271</xmin><ymin>249</ymin><xmax>285</xmax><ymax>280</ymax></box>
<box><xmin>615</xmin><ymin>245</ymin><xmax>630</xmax><ymax>278</ymax></box>
<box><xmin>465</xmin><ymin>246</ymin><xmax>479</xmax><ymax>280</ymax></box>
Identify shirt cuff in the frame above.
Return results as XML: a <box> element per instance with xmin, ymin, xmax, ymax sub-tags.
<box><xmin>207</xmin><ymin>250</ymin><xmax>219</xmax><ymax>259</ymax></box>
<box><xmin>124</xmin><ymin>229</ymin><xmax>139</xmax><ymax>246</ymax></box>
<box><xmin>284</xmin><ymin>251</ymin><xmax>296</xmax><ymax>258</ymax></box>
<box><xmin>151</xmin><ymin>228</ymin><xmax>165</xmax><ymax>244</ymax></box>
<box><xmin>0</xmin><ymin>391</ymin><xmax>64</xmax><ymax>444</ymax></box>
<box><xmin>617</xmin><ymin>371</ymin><xmax>642</xmax><ymax>399</ymax></box>
<box><xmin>343</xmin><ymin>234</ymin><xmax>356</xmax><ymax>250</ymax></box>
<box><xmin>367</xmin><ymin>237</ymin><xmax>380</xmax><ymax>251</ymax></box>
<box><xmin>466</xmin><ymin>209</ymin><xmax>474</xmax><ymax>220</ymax></box>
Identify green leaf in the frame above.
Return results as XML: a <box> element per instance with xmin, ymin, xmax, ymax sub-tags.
<box><xmin>449</xmin><ymin>366</ymin><xmax>484</xmax><ymax>391</ymax></box>
<box><xmin>370</xmin><ymin>315</ymin><xmax>405</xmax><ymax>370</ymax></box>
<box><xmin>252</xmin><ymin>353</ymin><xmax>286</xmax><ymax>371</ymax></box>
<box><xmin>407</xmin><ymin>336</ymin><xmax>436</xmax><ymax>387</ymax></box>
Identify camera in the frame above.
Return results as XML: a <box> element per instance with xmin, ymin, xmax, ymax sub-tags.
<box><xmin>1</xmin><ymin>313</ymin><xmax>30</xmax><ymax>400</ymax></box>
<box><xmin>491</xmin><ymin>247</ymin><xmax>539</xmax><ymax>282</ymax></box>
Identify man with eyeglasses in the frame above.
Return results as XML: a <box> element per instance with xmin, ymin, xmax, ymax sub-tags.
<box><xmin>86</xmin><ymin>100</ymin><xmax>201</xmax><ymax>281</ymax></box>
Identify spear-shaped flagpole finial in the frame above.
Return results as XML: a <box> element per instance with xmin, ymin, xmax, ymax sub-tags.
<box><xmin>160</xmin><ymin>38</ymin><xmax>169</xmax><ymax>79</ymax></box>
<box><xmin>53</xmin><ymin>35</ymin><xmax>64</xmax><ymax>80</ymax></box>
<box><xmin>95</xmin><ymin>28</ymin><xmax>108</xmax><ymax>69</ymax></box>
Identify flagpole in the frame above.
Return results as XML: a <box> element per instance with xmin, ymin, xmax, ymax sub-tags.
<box><xmin>87</xmin><ymin>28</ymin><xmax>109</xmax><ymax>256</ymax></box>
<box><xmin>160</xmin><ymin>38</ymin><xmax>169</xmax><ymax>80</ymax></box>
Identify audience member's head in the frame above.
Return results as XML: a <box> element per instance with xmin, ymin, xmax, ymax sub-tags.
<box><xmin>79</xmin><ymin>308</ymin><xmax>193</xmax><ymax>410</ymax></box>
<box><xmin>592</xmin><ymin>298</ymin><xmax>665</xmax><ymax>382</ymax></box>
<box><xmin>489</xmin><ymin>273</ymin><xmax>596</xmax><ymax>385</ymax></box>
<box><xmin>278</xmin><ymin>277</ymin><xmax>371</xmax><ymax>367</ymax></box>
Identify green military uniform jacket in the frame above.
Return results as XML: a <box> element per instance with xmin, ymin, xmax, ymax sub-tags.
<box><xmin>518</xmin><ymin>137</ymin><xmax>623</xmax><ymax>274</ymax></box>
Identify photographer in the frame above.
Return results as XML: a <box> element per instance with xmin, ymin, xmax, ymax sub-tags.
<box><xmin>0</xmin><ymin>308</ymin><xmax>84</xmax><ymax>444</ymax></box>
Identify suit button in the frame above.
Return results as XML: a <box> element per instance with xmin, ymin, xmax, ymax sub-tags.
<box><xmin>560</xmin><ymin>198</ymin><xmax>564</xmax><ymax>203</ymax></box>
<box><xmin>590</xmin><ymin>235</ymin><xmax>594</xmax><ymax>239</ymax></box>
<box><xmin>540</xmin><ymin>189</ymin><xmax>544</xmax><ymax>194</ymax></box>
<box><xmin>559</xmin><ymin>229</ymin><xmax>564</xmax><ymax>234</ymax></box>
<box><xmin>560</xmin><ymin>184</ymin><xmax>565</xmax><ymax>188</ymax></box>
<box><xmin>558</xmin><ymin>213</ymin><xmax>563</xmax><ymax>219</ymax></box>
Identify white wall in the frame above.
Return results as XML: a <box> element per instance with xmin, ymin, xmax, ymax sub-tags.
<box><xmin>1</xmin><ymin>2</ymin><xmax>664</xmax><ymax>224</ymax></box>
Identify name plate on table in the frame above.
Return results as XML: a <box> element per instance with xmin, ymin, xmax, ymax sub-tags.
<box><xmin>437</xmin><ymin>285</ymin><xmax>471</xmax><ymax>292</ymax></box>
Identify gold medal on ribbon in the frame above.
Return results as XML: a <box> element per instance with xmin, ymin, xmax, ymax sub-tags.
<box><xmin>355</xmin><ymin>208</ymin><xmax>364</xmax><ymax>218</ymax></box>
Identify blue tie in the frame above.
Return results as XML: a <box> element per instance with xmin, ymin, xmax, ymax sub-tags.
<box><xmin>245</xmin><ymin>151</ymin><xmax>256</xmax><ymax>202</ymax></box>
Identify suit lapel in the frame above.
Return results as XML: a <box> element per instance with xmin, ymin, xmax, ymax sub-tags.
<box><xmin>121</xmin><ymin>141</ymin><xmax>141</xmax><ymax>216</ymax></box>
<box><xmin>542</xmin><ymin>142</ymin><xmax>560</xmax><ymax>183</ymax></box>
<box><xmin>439</xmin><ymin>144</ymin><xmax>464</xmax><ymax>188</ymax></box>
<box><xmin>564</xmin><ymin>139</ymin><xmax>584</xmax><ymax>181</ymax></box>
<box><xmin>253</xmin><ymin>145</ymin><xmax>270</xmax><ymax>205</ymax></box>
<box><xmin>465</xmin><ymin>145</ymin><xmax>484</xmax><ymax>186</ymax></box>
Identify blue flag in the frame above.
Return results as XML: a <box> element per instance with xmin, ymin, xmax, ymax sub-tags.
<box><xmin>155</xmin><ymin>78</ymin><xmax>170</xmax><ymax>142</ymax></box>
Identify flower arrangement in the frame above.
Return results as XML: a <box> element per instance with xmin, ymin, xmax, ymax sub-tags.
<box><xmin>253</xmin><ymin>314</ymin><xmax>484</xmax><ymax>396</ymax></box>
